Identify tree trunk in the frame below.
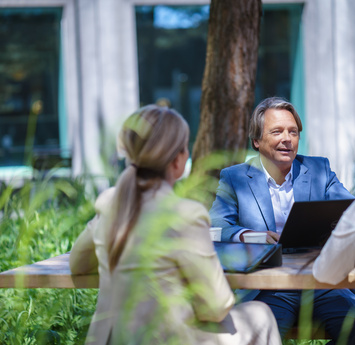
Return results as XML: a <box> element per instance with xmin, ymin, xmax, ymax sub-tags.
<box><xmin>192</xmin><ymin>0</ymin><xmax>262</xmax><ymax>166</ymax></box>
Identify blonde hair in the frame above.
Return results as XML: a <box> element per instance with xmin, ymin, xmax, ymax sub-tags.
<box><xmin>108</xmin><ymin>105</ymin><xmax>189</xmax><ymax>271</ymax></box>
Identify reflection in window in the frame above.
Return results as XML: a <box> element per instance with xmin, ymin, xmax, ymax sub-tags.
<box><xmin>136</xmin><ymin>6</ymin><xmax>209</xmax><ymax>148</ymax></box>
<box><xmin>135</xmin><ymin>5</ymin><xmax>304</xmax><ymax>150</ymax></box>
<box><xmin>256</xmin><ymin>5</ymin><xmax>303</xmax><ymax>102</ymax></box>
<box><xmin>0</xmin><ymin>8</ymin><xmax>62</xmax><ymax>166</ymax></box>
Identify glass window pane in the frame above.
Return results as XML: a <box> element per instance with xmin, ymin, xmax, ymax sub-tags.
<box><xmin>0</xmin><ymin>8</ymin><xmax>62</xmax><ymax>166</ymax></box>
<box><xmin>256</xmin><ymin>5</ymin><xmax>303</xmax><ymax>103</ymax></box>
<box><xmin>136</xmin><ymin>5</ymin><xmax>209</xmax><ymax>149</ymax></box>
<box><xmin>135</xmin><ymin>4</ymin><xmax>304</xmax><ymax>150</ymax></box>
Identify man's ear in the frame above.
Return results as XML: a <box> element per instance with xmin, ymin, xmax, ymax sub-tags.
<box><xmin>253</xmin><ymin>139</ymin><xmax>260</xmax><ymax>149</ymax></box>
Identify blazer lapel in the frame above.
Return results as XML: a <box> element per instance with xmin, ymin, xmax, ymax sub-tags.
<box><xmin>246</xmin><ymin>158</ymin><xmax>276</xmax><ymax>231</ymax></box>
<box><xmin>292</xmin><ymin>157</ymin><xmax>311</xmax><ymax>201</ymax></box>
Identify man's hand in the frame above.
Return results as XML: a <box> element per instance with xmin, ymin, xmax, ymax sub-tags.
<box><xmin>266</xmin><ymin>231</ymin><xmax>280</xmax><ymax>244</ymax></box>
<box><xmin>240</xmin><ymin>230</ymin><xmax>280</xmax><ymax>244</ymax></box>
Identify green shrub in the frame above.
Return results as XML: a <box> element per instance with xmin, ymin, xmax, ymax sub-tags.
<box><xmin>0</xmin><ymin>177</ymin><xmax>98</xmax><ymax>344</ymax></box>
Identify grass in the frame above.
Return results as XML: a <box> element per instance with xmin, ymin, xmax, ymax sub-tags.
<box><xmin>0</xmin><ymin>177</ymin><xmax>98</xmax><ymax>344</ymax></box>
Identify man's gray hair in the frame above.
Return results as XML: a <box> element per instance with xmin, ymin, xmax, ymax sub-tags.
<box><xmin>249</xmin><ymin>97</ymin><xmax>303</xmax><ymax>151</ymax></box>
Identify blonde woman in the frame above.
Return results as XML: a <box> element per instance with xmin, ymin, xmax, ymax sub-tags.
<box><xmin>70</xmin><ymin>105</ymin><xmax>281</xmax><ymax>345</ymax></box>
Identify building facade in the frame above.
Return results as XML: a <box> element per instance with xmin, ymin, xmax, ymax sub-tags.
<box><xmin>0</xmin><ymin>0</ymin><xmax>354</xmax><ymax>190</ymax></box>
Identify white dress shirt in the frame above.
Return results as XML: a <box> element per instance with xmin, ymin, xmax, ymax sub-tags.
<box><xmin>233</xmin><ymin>161</ymin><xmax>294</xmax><ymax>242</ymax></box>
<box><xmin>262</xmin><ymin>162</ymin><xmax>294</xmax><ymax>234</ymax></box>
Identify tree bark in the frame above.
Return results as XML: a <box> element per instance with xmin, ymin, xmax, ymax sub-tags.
<box><xmin>192</xmin><ymin>0</ymin><xmax>262</xmax><ymax>165</ymax></box>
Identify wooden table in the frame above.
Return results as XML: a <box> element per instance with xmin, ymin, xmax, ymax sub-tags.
<box><xmin>0</xmin><ymin>251</ymin><xmax>354</xmax><ymax>289</ymax></box>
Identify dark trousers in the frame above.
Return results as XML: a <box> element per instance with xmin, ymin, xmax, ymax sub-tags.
<box><xmin>255</xmin><ymin>289</ymin><xmax>355</xmax><ymax>344</ymax></box>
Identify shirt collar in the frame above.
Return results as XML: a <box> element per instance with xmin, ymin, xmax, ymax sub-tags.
<box><xmin>259</xmin><ymin>158</ymin><xmax>293</xmax><ymax>187</ymax></box>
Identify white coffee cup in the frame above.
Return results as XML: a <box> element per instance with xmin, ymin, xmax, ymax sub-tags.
<box><xmin>243</xmin><ymin>232</ymin><xmax>267</xmax><ymax>244</ymax></box>
<box><xmin>209</xmin><ymin>227</ymin><xmax>222</xmax><ymax>242</ymax></box>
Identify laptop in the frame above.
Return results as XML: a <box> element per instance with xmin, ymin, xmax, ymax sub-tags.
<box><xmin>278</xmin><ymin>199</ymin><xmax>354</xmax><ymax>253</ymax></box>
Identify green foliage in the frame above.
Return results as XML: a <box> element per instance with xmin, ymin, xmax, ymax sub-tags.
<box><xmin>0</xmin><ymin>177</ymin><xmax>98</xmax><ymax>344</ymax></box>
<box><xmin>283</xmin><ymin>341</ymin><xmax>329</xmax><ymax>345</ymax></box>
<box><xmin>0</xmin><ymin>288</ymin><xmax>97</xmax><ymax>345</ymax></box>
<box><xmin>175</xmin><ymin>150</ymin><xmax>247</xmax><ymax>208</ymax></box>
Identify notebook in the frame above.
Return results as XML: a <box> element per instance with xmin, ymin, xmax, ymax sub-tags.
<box><xmin>213</xmin><ymin>242</ymin><xmax>282</xmax><ymax>273</ymax></box>
<box><xmin>278</xmin><ymin>199</ymin><xmax>354</xmax><ymax>253</ymax></box>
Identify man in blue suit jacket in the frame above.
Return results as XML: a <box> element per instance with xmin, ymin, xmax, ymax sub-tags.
<box><xmin>210</xmin><ymin>97</ymin><xmax>355</xmax><ymax>343</ymax></box>
<box><xmin>212</xmin><ymin>155</ymin><xmax>354</xmax><ymax>242</ymax></box>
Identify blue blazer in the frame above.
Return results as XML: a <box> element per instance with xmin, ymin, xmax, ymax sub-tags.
<box><xmin>210</xmin><ymin>155</ymin><xmax>354</xmax><ymax>242</ymax></box>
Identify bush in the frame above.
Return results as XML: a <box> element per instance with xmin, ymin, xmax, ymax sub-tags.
<box><xmin>0</xmin><ymin>177</ymin><xmax>98</xmax><ymax>344</ymax></box>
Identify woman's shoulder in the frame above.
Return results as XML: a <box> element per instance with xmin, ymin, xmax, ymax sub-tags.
<box><xmin>94</xmin><ymin>187</ymin><xmax>116</xmax><ymax>215</ymax></box>
<box><xmin>169</xmin><ymin>196</ymin><xmax>211</xmax><ymax>232</ymax></box>
<box><xmin>176</xmin><ymin>197</ymin><xmax>209</xmax><ymax>218</ymax></box>
<box><xmin>167</xmin><ymin>197</ymin><xmax>214</xmax><ymax>254</ymax></box>
<box><xmin>151</xmin><ymin>182</ymin><xmax>210</xmax><ymax>221</ymax></box>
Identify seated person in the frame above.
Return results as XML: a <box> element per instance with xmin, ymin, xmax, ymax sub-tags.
<box><xmin>313</xmin><ymin>200</ymin><xmax>355</xmax><ymax>284</ymax></box>
<box><xmin>70</xmin><ymin>105</ymin><xmax>281</xmax><ymax>345</ymax></box>
<box><xmin>210</xmin><ymin>97</ymin><xmax>355</xmax><ymax>343</ymax></box>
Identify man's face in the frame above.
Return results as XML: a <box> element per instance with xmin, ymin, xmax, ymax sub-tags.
<box><xmin>253</xmin><ymin>108</ymin><xmax>299</xmax><ymax>171</ymax></box>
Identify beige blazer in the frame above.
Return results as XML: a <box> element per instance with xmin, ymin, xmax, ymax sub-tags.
<box><xmin>70</xmin><ymin>182</ymin><xmax>281</xmax><ymax>345</ymax></box>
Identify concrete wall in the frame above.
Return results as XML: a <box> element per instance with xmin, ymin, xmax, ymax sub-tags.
<box><xmin>70</xmin><ymin>0</ymin><xmax>139</xmax><ymax>178</ymax></box>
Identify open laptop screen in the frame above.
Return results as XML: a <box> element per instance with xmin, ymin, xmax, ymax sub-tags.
<box><xmin>278</xmin><ymin>199</ymin><xmax>354</xmax><ymax>252</ymax></box>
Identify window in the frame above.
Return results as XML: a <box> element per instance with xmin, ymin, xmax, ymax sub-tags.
<box><xmin>0</xmin><ymin>8</ymin><xmax>63</xmax><ymax>167</ymax></box>
<box><xmin>136</xmin><ymin>6</ymin><xmax>209</xmax><ymax>149</ymax></box>
<box><xmin>135</xmin><ymin>4</ymin><xmax>305</xmax><ymax>153</ymax></box>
